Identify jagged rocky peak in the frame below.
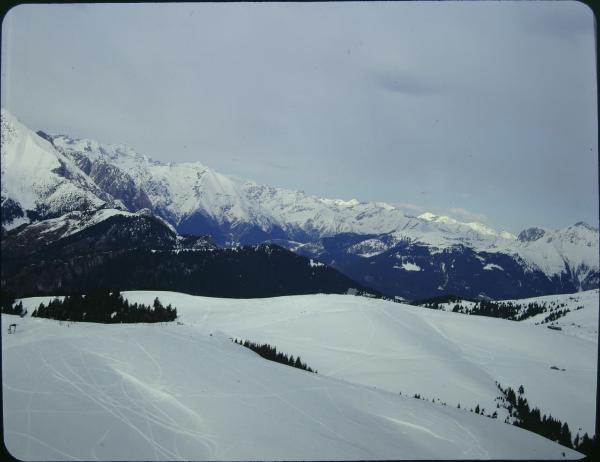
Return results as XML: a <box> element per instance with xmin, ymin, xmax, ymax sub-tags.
<box><xmin>574</xmin><ymin>221</ymin><xmax>598</xmax><ymax>232</ymax></box>
<box><xmin>35</xmin><ymin>130</ymin><xmax>55</xmax><ymax>145</ymax></box>
<box><xmin>1</xmin><ymin>108</ymin><xmax>115</xmax><ymax>227</ymax></box>
<box><xmin>518</xmin><ymin>227</ymin><xmax>546</xmax><ymax>242</ymax></box>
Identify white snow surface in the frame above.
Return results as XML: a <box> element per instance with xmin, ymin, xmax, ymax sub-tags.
<box><xmin>3</xmin><ymin>292</ymin><xmax>594</xmax><ymax>460</ymax></box>
<box><xmin>0</xmin><ymin>109</ymin><xmax>108</xmax><ymax>222</ymax></box>
<box><xmin>432</xmin><ymin>289</ymin><xmax>599</xmax><ymax>343</ymax></box>
<box><xmin>510</xmin><ymin>289</ymin><xmax>600</xmax><ymax>342</ymax></box>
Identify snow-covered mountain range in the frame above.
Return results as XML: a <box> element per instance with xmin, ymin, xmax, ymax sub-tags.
<box><xmin>1</xmin><ymin>108</ymin><xmax>598</xmax><ymax>299</ymax></box>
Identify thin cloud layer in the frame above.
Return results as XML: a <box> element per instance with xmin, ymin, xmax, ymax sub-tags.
<box><xmin>1</xmin><ymin>1</ymin><xmax>596</xmax><ymax>233</ymax></box>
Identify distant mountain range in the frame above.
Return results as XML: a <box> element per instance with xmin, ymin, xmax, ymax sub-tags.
<box><xmin>1</xmin><ymin>108</ymin><xmax>598</xmax><ymax>299</ymax></box>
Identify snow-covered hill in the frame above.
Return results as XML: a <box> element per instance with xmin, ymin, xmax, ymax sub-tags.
<box><xmin>114</xmin><ymin>291</ymin><xmax>597</xmax><ymax>437</ymax></box>
<box><xmin>3</xmin><ymin>292</ymin><xmax>590</xmax><ymax>460</ymax></box>
<box><xmin>415</xmin><ymin>289</ymin><xmax>599</xmax><ymax>341</ymax></box>
<box><xmin>515</xmin><ymin>289</ymin><xmax>599</xmax><ymax>341</ymax></box>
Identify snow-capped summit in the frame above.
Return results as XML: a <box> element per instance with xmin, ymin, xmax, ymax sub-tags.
<box><xmin>418</xmin><ymin>212</ymin><xmax>516</xmax><ymax>240</ymax></box>
<box><xmin>2</xmin><ymin>109</ymin><xmax>597</xmax><ymax>299</ymax></box>
<box><xmin>518</xmin><ymin>227</ymin><xmax>546</xmax><ymax>242</ymax></box>
<box><xmin>1</xmin><ymin>109</ymin><xmax>116</xmax><ymax>229</ymax></box>
<box><xmin>52</xmin><ymin>132</ymin><xmax>419</xmax><ymax>240</ymax></box>
<box><xmin>52</xmin><ymin>131</ymin><xmax>526</xmax><ymax>250</ymax></box>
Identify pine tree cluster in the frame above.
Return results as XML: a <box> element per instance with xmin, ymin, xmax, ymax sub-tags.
<box><xmin>31</xmin><ymin>290</ymin><xmax>177</xmax><ymax>323</ymax></box>
<box><xmin>233</xmin><ymin>338</ymin><xmax>316</xmax><ymax>373</ymax></box>
<box><xmin>539</xmin><ymin>308</ymin><xmax>571</xmax><ymax>324</ymax></box>
<box><xmin>415</xmin><ymin>295</ymin><xmax>465</xmax><ymax>309</ymax></box>
<box><xmin>0</xmin><ymin>290</ymin><xmax>24</xmax><ymax>316</ymax></box>
<box><xmin>452</xmin><ymin>300</ymin><xmax>553</xmax><ymax>321</ymax></box>
<box><xmin>496</xmin><ymin>382</ymin><xmax>597</xmax><ymax>456</ymax></box>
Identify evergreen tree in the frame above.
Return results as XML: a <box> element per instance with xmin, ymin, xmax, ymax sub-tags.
<box><xmin>31</xmin><ymin>291</ymin><xmax>176</xmax><ymax>323</ymax></box>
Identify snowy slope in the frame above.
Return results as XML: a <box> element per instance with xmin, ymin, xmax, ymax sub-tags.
<box><xmin>514</xmin><ymin>289</ymin><xmax>599</xmax><ymax>341</ymax></box>
<box><xmin>110</xmin><ymin>292</ymin><xmax>596</xmax><ymax>438</ymax></box>
<box><xmin>0</xmin><ymin>110</ymin><xmax>114</xmax><ymax>228</ymax></box>
<box><xmin>420</xmin><ymin>289</ymin><xmax>599</xmax><ymax>342</ymax></box>
<box><xmin>12</xmin><ymin>292</ymin><xmax>595</xmax><ymax>438</ymax></box>
<box><xmin>2</xmin><ymin>302</ymin><xmax>584</xmax><ymax>460</ymax></box>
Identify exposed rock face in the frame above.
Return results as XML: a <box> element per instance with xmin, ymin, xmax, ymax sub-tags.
<box><xmin>518</xmin><ymin>227</ymin><xmax>546</xmax><ymax>242</ymax></box>
<box><xmin>65</xmin><ymin>151</ymin><xmax>153</xmax><ymax>212</ymax></box>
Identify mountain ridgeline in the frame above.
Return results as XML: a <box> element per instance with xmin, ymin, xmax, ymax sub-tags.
<box><xmin>1</xmin><ymin>108</ymin><xmax>598</xmax><ymax>300</ymax></box>
<box><xmin>0</xmin><ymin>209</ymin><xmax>375</xmax><ymax>298</ymax></box>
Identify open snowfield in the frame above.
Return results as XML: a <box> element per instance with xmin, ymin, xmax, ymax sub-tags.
<box><xmin>3</xmin><ymin>292</ymin><xmax>594</xmax><ymax>460</ymax></box>
<box><xmin>430</xmin><ymin>289</ymin><xmax>599</xmax><ymax>342</ymax></box>
<box><xmin>511</xmin><ymin>290</ymin><xmax>599</xmax><ymax>341</ymax></box>
<box><xmin>117</xmin><ymin>291</ymin><xmax>597</xmax><ymax>436</ymax></box>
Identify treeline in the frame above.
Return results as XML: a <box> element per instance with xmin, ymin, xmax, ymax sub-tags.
<box><xmin>234</xmin><ymin>338</ymin><xmax>316</xmax><ymax>373</ymax></box>
<box><xmin>450</xmin><ymin>300</ymin><xmax>574</xmax><ymax>323</ymax></box>
<box><xmin>416</xmin><ymin>295</ymin><xmax>577</xmax><ymax>323</ymax></box>
<box><xmin>452</xmin><ymin>300</ymin><xmax>548</xmax><ymax>321</ymax></box>
<box><xmin>32</xmin><ymin>290</ymin><xmax>177</xmax><ymax>323</ymax></box>
<box><xmin>497</xmin><ymin>383</ymin><xmax>597</xmax><ymax>456</ymax></box>
<box><xmin>409</xmin><ymin>392</ymin><xmax>498</xmax><ymax>419</ymax></box>
<box><xmin>0</xmin><ymin>290</ymin><xmax>24</xmax><ymax>316</ymax></box>
<box><xmin>415</xmin><ymin>294</ymin><xmax>470</xmax><ymax>308</ymax></box>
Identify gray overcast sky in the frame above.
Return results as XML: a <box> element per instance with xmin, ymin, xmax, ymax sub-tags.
<box><xmin>1</xmin><ymin>1</ymin><xmax>597</xmax><ymax>233</ymax></box>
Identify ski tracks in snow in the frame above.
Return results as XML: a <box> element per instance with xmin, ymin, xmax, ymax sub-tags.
<box><xmin>36</xmin><ymin>338</ymin><xmax>216</xmax><ymax>460</ymax></box>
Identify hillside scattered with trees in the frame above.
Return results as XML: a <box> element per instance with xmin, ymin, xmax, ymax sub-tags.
<box><xmin>234</xmin><ymin>338</ymin><xmax>316</xmax><ymax>373</ymax></box>
<box><xmin>496</xmin><ymin>383</ymin><xmax>597</xmax><ymax>456</ymax></box>
<box><xmin>415</xmin><ymin>295</ymin><xmax>579</xmax><ymax>323</ymax></box>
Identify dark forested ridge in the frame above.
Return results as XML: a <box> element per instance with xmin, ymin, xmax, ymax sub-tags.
<box><xmin>3</xmin><ymin>245</ymin><xmax>378</xmax><ymax>299</ymax></box>
<box><xmin>1</xmin><ymin>211</ymin><xmax>379</xmax><ymax>299</ymax></box>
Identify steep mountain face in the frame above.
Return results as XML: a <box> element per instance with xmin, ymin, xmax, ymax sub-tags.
<box><xmin>287</xmin><ymin>235</ymin><xmax>572</xmax><ymax>300</ymax></box>
<box><xmin>1</xmin><ymin>208</ymin><xmax>180</xmax><ymax>264</ymax></box>
<box><xmin>65</xmin><ymin>149</ymin><xmax>153</xmax><ymax>212</ymax></box>
<box><xmin>281</xmin><ymin>220</ymin><xmax>599</xmax><ymax>299</ymax></box>
<box><xmin>51</xmin><ymin>134</ymin><xmax>420</xmax><ymax>244</ymax></box>
<box><xmin>0</xmin><ymin>109</ymin><xmax>117</xmax><ymax>229</ymax></box>
<box><xmin>2</xmin><ymin>108</ymin><xmax>598</xmax><ymax>300</ymax></box>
